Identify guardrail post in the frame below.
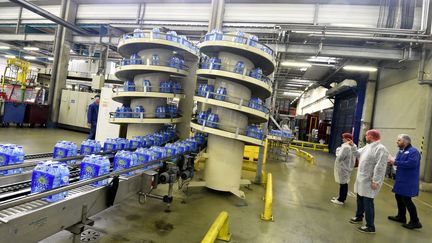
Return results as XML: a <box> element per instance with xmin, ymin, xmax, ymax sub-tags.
<box><xmin>201</xmin><ymin>211</ymin><xmax>232</xmax><ymax>243</ymax></box>
<box><xmin>261</xmin><ymin>173</ymin><xmax>273</xmax><ymax>221</ymax></box>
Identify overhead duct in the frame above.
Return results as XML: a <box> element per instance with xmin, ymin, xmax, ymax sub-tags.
<box><xmin>325</xmin><ymin>79</ymin><xmax>357</xmax><ymax>97</ymax></box>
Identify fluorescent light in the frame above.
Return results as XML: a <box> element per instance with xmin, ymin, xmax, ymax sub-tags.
<box><xmin>24</xmin><ymin>56</ymin><xmax>37</xmax><ymax>60</ymax></box>
<box><xmin>306</xmin><ymin>56</ymin><xmax>337</xmax><ymax>63</ymax></box>
<box><xmin>24</xmin><ymin>47</ymin><xmax>40</xmax><ymax>51</ymax></box>
<box><xmin>48</xmin><ymin>57</ymin><xmax>54</xmax><ymax>61</ymax></box>
<box><xmin>0</xmin><ymin>46</ymin><xmax>10</xmax><ymax>50</ymax></box>
<box><xmin>281</xmin><ymin>61</ymin><xmax>311</xmax><ymax>68</ymax></box>
<box><xmin>343</xmin><ymin>65</ymin><xmax>377</xmax><ymax>72</ymax></box>
<box><xmin>283</xmin><ymin>92</ymin><xmax>302</xmax><ymax>96</ymax></box>
<box><xmin>72</xmin><ymin>59</ymin><xmax>86</xmax><ymax>63</ymax></box>
<box><xmin>283</xmin><ymin>83</ymin><xmax>304</xmax><ymax>87</ymax></box>
<box><xmin>4</xmin><ymin>55</ymin><xmax>15</xmax><ymax>58</ymax></box>
<box><xmin>287</xmin><ymin>79</ymin><xmax>314</xmax><ymax>84</ymax></box>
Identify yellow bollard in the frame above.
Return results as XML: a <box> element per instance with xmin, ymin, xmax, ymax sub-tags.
<box><xmin>261</xmin><ymin>173</ymin><xmax>273</xmax><ymax>221</ymax></box>
<box><xmin>201</xmin><ymin>211</ymin><xmax>232</xmax><ymax>243</ymax></box>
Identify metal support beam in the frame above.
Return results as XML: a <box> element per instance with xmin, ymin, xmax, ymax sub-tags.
<box><xmin>8</xmin><ymin>0</ymin><xmax>89</xmax><ymax>35</ymax></box>
<box><xmin>0</xmin><ymin>33</ymin><xmax>55</xmax><ymax>41</ymax></box>
<box><xmin>269</xmin><ymin>43</ymin><xmax>414</xmax><ymax>60</ymax></box>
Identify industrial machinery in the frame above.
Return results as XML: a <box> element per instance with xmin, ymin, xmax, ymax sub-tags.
<box><xmin>109</xmin><ymin>28</ymin><xmax>199</xmax><ymax>139</ymax></box>
<box><xmin>190</xmin><ymin>31</ymin><xmax>275</xmax><ymax>198</ymax></box>
<box><xmin>0</xmin><ymin>137</ymin><xmax>204</xmax><ymax>242</ymax></box>
<box><xmin>0</xmin><ymin>58</ymin><xmax>34</xmax><ymax>102</ymax></box>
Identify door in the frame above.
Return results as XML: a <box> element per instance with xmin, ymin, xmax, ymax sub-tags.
<box><xmin>330</xmin><ymin>94</ymin><xmax>357</xmax><ymax>153</ymax></box>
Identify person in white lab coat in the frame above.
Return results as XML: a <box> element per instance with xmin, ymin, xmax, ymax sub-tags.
<box><xmin>348</xmin><ymin>129</ymin><xmax>389</xmax><ymax>234</ymax></box>
<box><xmin>331</xmin><ymin>133</ymin><xmax>356</xmax><ymax>205</ymax></box>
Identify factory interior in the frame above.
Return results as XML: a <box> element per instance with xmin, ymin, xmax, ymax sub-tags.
<box><xmin>1</xmin><ymin>0</ymin><xmax>432</xmax><ymax>242</ymax></box>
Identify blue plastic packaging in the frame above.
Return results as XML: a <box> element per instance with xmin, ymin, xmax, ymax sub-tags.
<box><xmin>123</xmin><ymin>80</ymin><xmax>136</xmax><ymax>92</ymax></box>
<box><xmin>53</xmin><ymin>141</ymin><xmax>77</xmax><ymax>165</ymax></box>
<box><xmin>206</xmin><ymin>113</ymin><xmax>219</xmax><ymax>128</ymax></box>
<box><xmin>113</xmin><ymin>150</ymin><xmax>139</xmax><ymax>177</ymax></box>
<box><xmin>31</xmin><ymin>161</ymin><xmax>70</xmax><ymax>202</ymax></box>
<box><xmin>133</xmin><ymin>28</ymin><xmax>145</xmax><ymax>38</ymax></box>
<box><xmin>143</xmin><ymin>79</ymin><xmax>152</xmax><ymax>92</ymax></box>
<box><xmin>215</xmin><ymin>86</ymin><xmax>227</xmax><ymax>101</ymax></box>
<box><xmin>0</xmin><ymin>144</ymin><xmax>24</xmax><ymax>175</ymax></box>
<box><xmin>134</xmin><ymin>106</ymin><xmax>145</xmax><ymax>118</ymax></box>
<box><xmin>79</xmin><ymin>155</ymin><xmax>110</xmax><ymax>187</ymax></box>
<box><xmin>234</xmin><ymin>61</ymin><xmax>245</xmax><ymax>74</ymax></box>
<box><xmin>130</xmin><ymin>54</ymin><xmax>142</xmax><ymax>65</ymax></box>
<box><xmin>80</xmin><ymin>139</ymin><xmax>101</xmax><ymax>155</ymax></box>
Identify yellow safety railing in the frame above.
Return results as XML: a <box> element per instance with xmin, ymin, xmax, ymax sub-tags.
<box><xmin>201</xmin><ymin>211</ymin><xmax>232</xmax><ymax>243</ymax></box>
<box><xmin>290</xmin><ymin>140</ymin><xmax>329</xmax><ymax>152</ymax></box>
<box><xmin>261</xmin><ymin>173</ymin><xmax>273</xmax><ymax>221</ymax></box>
<box><xmin>289</xmin><ymin>146</ymin><xmax>315</xmax><ymax>164</ymax></box>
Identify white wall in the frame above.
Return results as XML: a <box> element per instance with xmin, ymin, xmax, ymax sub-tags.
<box><xmin>373</xmin><ymin>61</ymin><xmax>427</xmax><ymax>177</ymax></box>
<box><xmin>296</xmin><ymin>86</ymin><xmax>333</xmax><ymax>115</ymax></box>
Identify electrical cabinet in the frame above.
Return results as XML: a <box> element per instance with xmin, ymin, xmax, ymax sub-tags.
<box><xmin>59</xmin><ymin>90</ymin><xmax>95</xmax><ymax>129</ymax></box>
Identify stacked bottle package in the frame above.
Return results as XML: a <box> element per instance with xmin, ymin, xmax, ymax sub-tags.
<box><xmin>155</xmin><ymin>105</ymin><xmax>179</xmax><ymax>118</ymax></box>
<box><xmin>197</xmin><ymin>109</ymin><xmax>219</xmax><ymax>128</ymax></box>
<box><xmin>80</xmin><ymin>139</ymin><xmax>102</xmax><ymax>155</ymax></box>
<box><xmin>270</xmin><ymin>129</ymin><xmax>293</xmax><ymax>138</ymax></box>
<box><xmin>79</xmin><ymin>155</ymin><xmax>110</xmax><ymax>187</ymax></box>
<box><xmin>246</xmin><ymin>125</ymin><xmax>264</xmax><ymax>140</ymax></box>
<box><xmin>248</xmin><ymin>97</ymin><xmax>266</xmax><ymax>112</ymax></box>
<box><xmin>114</xmin><ymin>105</ymin><xmax>133</xmax><ymax>118</ymax></box>
<box><xmin>0</xmin><ymin>144</ymin><xmax>25</xmax><ymax>175</ymax></box>
<box><xmin>53</xmin><ymin>141</ymin><xmax>78</xmax><ymax>165</ymax></box>
<box><xmin>30</xmin><ymin>161</ymin><xmax>70</xmax><ymax>202</ymax></box>
<box><xmin>103</xmin><ymin>138</ymin><xmax>129</xmax><ymax>152</ymax></box>
<box><xmin>160</xmin><ymin>80</ymin><xmax>182</xmax><ymax>93</ymax></box>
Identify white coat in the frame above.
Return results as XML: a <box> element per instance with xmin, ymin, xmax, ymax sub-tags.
<box><xmin>334</xmin><ymin>143</ymin><xmax>356</xmax><ymax>184</ymax></box>
<box><xmin>353</xmin><ymin>141</ymin><xmax>389</xmax><ymax>198</ymax></box>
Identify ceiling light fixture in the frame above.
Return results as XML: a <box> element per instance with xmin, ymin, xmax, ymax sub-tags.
<box><xmin>283</xmin><ymin>83</ymin><xmax>304</xmax><ymax>87</ymax></box>
<box><xmin>306</xmin><ymin>56</ymin><xmax>337</xmax><ymax>63</ymax></box>
<box><xmin>0</xmin><ymin>46</ymin><xmax>10</xmax><ymax>50</ymax></box>
<box><xmin>281</xmin><ymin>61</ymin><xmax>312</xmax><ymax>68</ymax></box>
<box><xmin>4</xmin><ymin>55</ymin><xmax>16</xmax><ymax>58</ymax></box>
<box><xmin>24</xmin><ymin>56</ymin><xmax>37</xmax><ymax>60</ymax></box>
<box><xmin>24</xmin><ymin>47</ymin><xmax>40</xmax><ymax>51</ymax></box>
<box><xmin>343</xmin><ymin>65</ymin><xmax>377</xmax><ymax>72</ymax></box>
<box><xmin>48</xmin><ymin>57</ymin><xmax>54</xmax><ymax>61</ymax></box>
<box><xmin>283</xmin><ymin>91</ymin><xmax>302</xmax><ymax>96</ymax></box>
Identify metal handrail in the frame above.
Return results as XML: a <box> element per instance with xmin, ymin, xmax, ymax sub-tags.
<box><xmin>110</xmin><ymin>111</ymin><xmax>182</xmax><ymax>119</ymax></box>
<box><xmin>117</xmin><ymin>58</ymin><xmax>190</xmax><ymax>71</ymax></box>
<box><xmin>198</xmin><ymin>61</ymin><xmax>273</xmax><ymax>86</ymax></box>
<box><xmin>113</xmin><ymin>85</ymin><xmax>185</xmax><ymax>95</ymax></box>
<box><xmin>195</xmin><ymin>90</ymin><xmax>269</xmax><ymax>114</ymax></box>
<box><xmin>200</xmin><ymin>32</ymin><xmax>274</xmax><ymax>56</ymax></box>
<box><xmin>121</xmin><ymin>30</ymin><xmax>200</xmax><ymax>55</ymax></box>
<box><xmin>192</xmin><ymin>116</ymin><xmax>264</xmax><ymax>140</ymax></box>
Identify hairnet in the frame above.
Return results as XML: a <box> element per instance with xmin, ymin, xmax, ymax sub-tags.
<box><xmin>366</xmin><ymin>129</ymin><xmax>381</xmax><ymax>140</ymax></box>
<box><xmin>342</xmin><ymin>133</ymin><xmax>353</xmax><ymax>140</ymax></box>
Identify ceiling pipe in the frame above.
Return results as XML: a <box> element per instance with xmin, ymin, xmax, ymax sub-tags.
<box><xmin>307</xmin><ymin>33</ymin><xmax>432</xmax><ymax>43</ymax></box>
<box><xmin>8</xmin><ymin>0</ymin><xmax>89</xmax><ymax>35</ymax></box>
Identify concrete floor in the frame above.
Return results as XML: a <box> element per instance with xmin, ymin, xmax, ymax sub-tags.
<box><xmin>0</xmin><ymin>127</ymin><xmax>87</xmax><ymax>154</ymax></box>
<box><xmin>1</xmin><ymin>128</ymin><xmax>431</xmax><ymax>242</ymax></box>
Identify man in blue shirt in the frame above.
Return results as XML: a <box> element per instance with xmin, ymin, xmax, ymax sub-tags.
<box><xmin>87</xmin><ymin>94</ymin><xmax>100</xmax><ymax>139</ymax></box>
<box><xmin>388</xmin><ymin>134</ymin><xmax>422</xmax><ymax>230</ymax></box>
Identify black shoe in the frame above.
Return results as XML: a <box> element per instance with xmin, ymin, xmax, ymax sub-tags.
<box><xmin>388</xmin><ymin>215</ymin><xmax>406</xmax><ymax>224</ymax></box>
<box><xmin>349</xmin><ymin>217</ymin><xmax>363</xmax><ymax>224</ymax></box>
<box><xmin>402</xmin><ymin>221</ymin><xmax>422</xmax><ymax>230</ymax></box>
<box><xmin>356</xmin><ymin>226</ymin><xmax>376</xmax><ymax>234</ymax></box>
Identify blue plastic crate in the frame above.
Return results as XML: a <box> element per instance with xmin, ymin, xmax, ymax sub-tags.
<box><xmin>3</xmin><ymin>102</ymin><xmax>27</xmax><ymax>123</ymax></box>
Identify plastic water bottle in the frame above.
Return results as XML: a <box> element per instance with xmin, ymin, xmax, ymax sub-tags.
<box><xmin>234</xmin><ymin>61</ymin><xmax>245</xmax><ymax>74</ymax></box>
<box><xmin>121</xmin><ymin>58</ymin><xmax>130</xmax><ymax>66</ymax></box>
<box><xmin>172</xmin><ymin>81</ymin><xmax>182</xmax><ymax>94</ymax></box>
<box><xmin>143</xmin><ymin>79</ymin><xmax>152</xmax><ymax>92</ymax></box>
<box><xmin>197</xmin><ymin>111</ymin><xmax>208</xmax><ymax>125</ymax></box>
<box><xmin>130</xmin><ymin>54</ymin><xmax>142</xmax><ymax>65</ymax></box>
<box><xmin>133</xmin><ymin>28</ymin><xmax>145</xmax><ymax>38</ymax></box>
<box><xmin>123</xmin><ymin>80</ymin><xmax>136</xmax><ymax>92</ymax></box>
<box><xmin>249</xmin><ymin>35</ymin><xmax>259</xmax><ymax>47</ymax></box>
<box><xmin>209</xmin><ymin>57</ymin><xmax>221</xmax><ymax>70</ymax></box>
<box><xmin>151</xmin><ymin>54</ymin><xmax>160</xmax><ymax>66</ymax></box>
<box><xmin>233</xmin><ymin>31</ymin><xmax>245</xmax><ymax>43</ymax></box>
<box><xmin>169</xmin><ymin>56</ymin><xmax>180</xmax><ymax>69</ymax></box>
<box><xmin>152</xmin><ymin>27</ymin><xmax>161</xmax><ymax>39</ymax></box>
<box><xmin>166</xmin><ymin>30</ymin><xmax>178</xmax><ymax>41</ymax></box>
<box><xmin>206</xmin><ymin>113</ymin><xmax>219</xmax><ymax>128</ymax></box>
<box><xmin>215</xmin><ymin>86</ymin><xmax>227</xmax><ymax>101</ymax></box>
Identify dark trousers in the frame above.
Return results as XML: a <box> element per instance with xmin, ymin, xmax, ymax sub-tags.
<box><xmin>395</xmin><ymin>194</ymin><xmax>419</xmax><ymax>223</ymax></box>
<box><xmin>355</xmin><ymin>194</ymin><xmax>375</xmax><ymax>230</ymax></box>
<box><xmin>337</xmin><ymin>183</ymin><xmax>348</xmax><ymax>202</ymax></box>
<box><xmin>88</xmin><ymin>124</ymin><xmax>96</xmax><ymax>139</ymax></box>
